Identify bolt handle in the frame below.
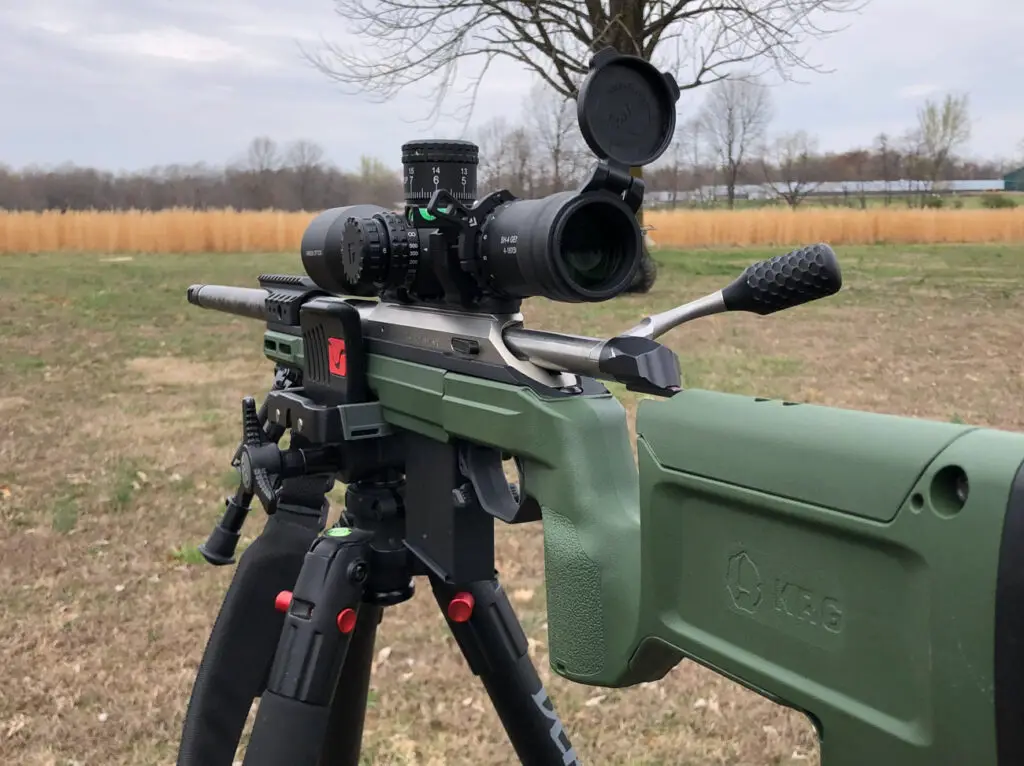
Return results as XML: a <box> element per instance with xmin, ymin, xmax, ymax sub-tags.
<box><xmin>721</xmin><ymin>243</ymin><xmax>842</xmax><ymax>316</ymax></box>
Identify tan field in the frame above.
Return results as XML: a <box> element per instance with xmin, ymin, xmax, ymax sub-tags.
<box><xmin>2</xmin><ymin>206</ymin><xmax>1024</xmax><ymax>254</ymax></box>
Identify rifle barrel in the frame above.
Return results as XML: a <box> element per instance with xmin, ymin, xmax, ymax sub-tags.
<box><xmin>187</xmin><ymin>285</ymin><xmax>269</xmax><ymax>321</ymax></box>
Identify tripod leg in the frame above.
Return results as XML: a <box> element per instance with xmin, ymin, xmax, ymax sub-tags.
<box><xmin>241</xmin><ymin>528</ymin><xmax>374</xmax><ymax>766</ymax></box>
<box><xmin>318</xmin><ymin>603</ymin><xmax>383</xmax><ymax>766</ymax></box>
<box><xmin>430</xmin><ymin>577</ymin><xmax>581</xmax><ymax>766</ymax></box>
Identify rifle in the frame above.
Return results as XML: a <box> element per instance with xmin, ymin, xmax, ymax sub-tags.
<box><xmin>176</xmin><ymin>48</ymin><xmax>1024</xmax><ymax>766</ymax></box>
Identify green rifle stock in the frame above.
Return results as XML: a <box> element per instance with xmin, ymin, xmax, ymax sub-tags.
<box><xmin>365</xmin><ymin>353</ymin><xmax>1024</xmax><ymax>765</ymax></box>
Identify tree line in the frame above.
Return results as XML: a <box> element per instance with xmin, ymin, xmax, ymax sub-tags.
<box><xmin>473</xmin><ymin>80</ymin><xmax>1018</xmax><ymax>209</ymax></box>
<box><xmin>0</xmin><ymin>138</ymin><xmax>403</xmax><ymax>213</ymax></box>
<box><xmin>1</xmin><ymin>78</ymin><xmax>1020</xmax><ymax>214</ymax></box>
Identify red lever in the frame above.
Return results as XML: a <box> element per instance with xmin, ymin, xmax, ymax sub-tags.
<box><xmin>447</xmin><ymin>592</ymin><xmax>475</xmax><ymax>623</ymax></box>
<box><xmin>275</xmin><ymin>590</ymin><xmax>292</xmax><ymax>613</ymax></box>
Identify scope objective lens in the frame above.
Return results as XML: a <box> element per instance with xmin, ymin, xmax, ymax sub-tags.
<box><xmin>479</xmin><ymin>191</ymin><xmax>642</xmax><ymax>302</ymax></box>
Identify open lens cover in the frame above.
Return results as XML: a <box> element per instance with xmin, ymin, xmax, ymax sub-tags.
<box><xmin>576</xmin><ymin>47</ymin><xmax>681</xmax><ymax>168</ymax></box>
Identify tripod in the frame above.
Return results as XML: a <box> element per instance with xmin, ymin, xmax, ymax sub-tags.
<box><xmin>176</xmin><ymin>382</ymin><xmax>581</xmax><ymax>765</ymax></box>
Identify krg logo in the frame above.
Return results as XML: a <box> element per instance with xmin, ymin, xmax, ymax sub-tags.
<box><xmin>328</xmin><ymin>337</ymin><xmax>347</xmax><ymax>377</ymax></box>
<box><xmin>726</xmin><ymin>551</ymin><xmax>763</xmax><ymax>614</ymax></box>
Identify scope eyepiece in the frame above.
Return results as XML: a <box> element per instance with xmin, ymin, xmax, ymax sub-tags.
<box><xmin>300</xmin><ymin>204</ymin><xmax>417</xmax><ymax>297</ymax></box>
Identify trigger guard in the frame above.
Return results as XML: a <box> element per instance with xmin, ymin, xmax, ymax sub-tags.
<box><xmin>459</xmin><ymin>444</ymin><xmax>543</xmax><ymax>525</ymax></box>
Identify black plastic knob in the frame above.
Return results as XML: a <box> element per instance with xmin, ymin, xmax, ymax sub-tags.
<box><xmin>722</xmin><ymin>243</ymin><xmax>842</xmax><ymax>315</ymax></box>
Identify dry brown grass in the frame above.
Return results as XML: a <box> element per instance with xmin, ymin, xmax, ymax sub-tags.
<box><xmin>3</xmin><ymin>206</ymin><xmax>1024</xmax><ymax>254</ymax></box>
<box><xmin>645</xmin><ymin>206</ymin><xmax>1024</xmax><ymax>247</ymax></box>
<box><xmin>2</xmin><ymin>244</ymin><xmax>1023</xmax><ymax>765</ymax></box>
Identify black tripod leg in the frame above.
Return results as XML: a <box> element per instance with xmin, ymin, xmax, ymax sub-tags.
<box><xmin>177</xmin><ymin>500</ymin><xmax>326</xmax><ymax>766</ymax></box>
<box><xmin>430</xmin><ymin>577</ymin><xmax>581</xmax><ymax>766</ymax></box>
<box><xmin>318</xmin><ymin>603</ymin><xmax>383</xmax><ymax>766</ymax></box>
<box><xmin>242</xmin><ymin>528</ymin><xmax>374</xmax><ymax>766</ymax></box>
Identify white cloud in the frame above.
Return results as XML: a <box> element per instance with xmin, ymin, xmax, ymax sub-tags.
<box><xmin>81</xmin><ymin>27</ymin><xmax>260</xmax><ymax>65</ymax></box>
<box><xmin>1</xmin><ymin>0</ymin><xmax>1022</xmax><ymax>170</ymax></box>
<box><xmin>898</xmin><ymin>84</ymin><xmax>941</xmax><ymax>100</ymax></box>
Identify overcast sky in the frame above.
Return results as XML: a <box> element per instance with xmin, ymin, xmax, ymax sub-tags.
<box><xmin>2</xmin><ymin>0</ymin><xmax>1022</xmax><ymax>173</ymax></box>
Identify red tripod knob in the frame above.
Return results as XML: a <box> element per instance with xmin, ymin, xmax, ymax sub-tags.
<box><xmin>275</xmin><ymin>590</ymin><xmax>292</xmax><ymax>613</ymax></box>
<box><xmin>447</xmin><ymin>592</ymin><xmax>475</xmax><ymax>623</ymax></box>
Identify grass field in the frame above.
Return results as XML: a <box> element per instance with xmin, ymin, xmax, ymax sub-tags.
<box><xmin>3</xmin><ymin>205</ymin><xmax>1024</xmax><ymax>254</ymax></box>
<box><xmin>2</xmin><ymin>243</ymin><xmax>1023</xmax><ymax>765</ymax></box>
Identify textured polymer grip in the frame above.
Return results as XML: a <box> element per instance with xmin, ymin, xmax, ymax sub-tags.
<box><xmin>366</xmin><ymin>357</ymin><xmax>680</xmax><ymax>688</ymax></box>
<box><xmin>524</xmin><ymin>399</ymin><xmax>642</xmax><ymax>687</ymax></box>
<box><xmin>438</xmin><ymin>373</ymin><xmax>654</xmax><ymax>687</ymax></box>
<box><xmin>721</xmin><ymin>243</ymin><xmax>842</xmax><ymax>315</ymax></box>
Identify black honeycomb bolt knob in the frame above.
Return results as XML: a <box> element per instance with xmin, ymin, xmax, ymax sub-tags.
<box><xmin>721</xmin><ymin>243</ymin><xmax>842</xmax><ymax>316</ymax></box>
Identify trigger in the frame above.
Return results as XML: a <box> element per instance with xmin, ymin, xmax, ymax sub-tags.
<box><xmin>458</xmin><ymin>444</ymin><xmax>542</xmax><ymax>525</ymax></box>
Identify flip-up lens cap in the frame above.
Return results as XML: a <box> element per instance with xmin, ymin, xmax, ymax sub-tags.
<box><xmin>576</xmin><ymin>47</ymin><xmax>681</xmax><ymax>168</ymax></box>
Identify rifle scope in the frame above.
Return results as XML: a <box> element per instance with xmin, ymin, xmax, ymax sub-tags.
<box><xmin>300</xmin><ymin>48</ymin><xmax>680</xmax><ymax>309</ymax></box>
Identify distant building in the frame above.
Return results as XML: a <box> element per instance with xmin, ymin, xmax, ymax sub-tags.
<box><xmin>645</xmin><ymin>178</ymin><xmax>1009</xmax><ymax>206</ymax></box>
<box><xmin>1004</xmin><ymin>167</ymin><xmax>1024</xmax><ymax>192</ymax></box>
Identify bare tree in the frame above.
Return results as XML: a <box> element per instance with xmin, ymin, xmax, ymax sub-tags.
<box><xmin>760</xmin><ymin>130</ymin><xmax>820</xmax><ymax>208</ymax></box>
<box><xmin>247</xmin><ymin>137</ymin><xmax>280</xmax><ymax>174</ymax></box>
<box><xmin>699</xmin><ymin>76</ymin><xmax>773</xmax><ymax>208</ymax></box>
<box><xmin>874</xmin><ymin>132</ymin><xmax>899</xmax><ymax>206</ymax></box>
<box><xmin>525</xmin><ymin>81</ymin><xmax>584</xmax><ymax>193</ymax></box>
<box><xmin>243</xmin><ymin>136</ymin><xmax>281</xmax><ymax>209</ymax></box>
<box><xmin>916</xmin><ymin>93</ymin><xmax>971</xmax><ymax>188</ymax></box>
<box><xmin>900</xmin><ymin>128</ymin><xmax>928</xmax><ymax>205</ymax></box>
<box><xmin>506</xmin><ymin>126</ymin><xmax>538</xmax><ymax>197</ymax></box>
<box><xmin>308</xmin><ymin>0</ymin><xmax>864</xmax><ymax>124</ymax></box>
<box><xmin>474</xmin><ymin>116</ymin><xmax>515</xmax><ymax>194</ymax></box>
<box><xmin>285</xmin><ymin>139</ymin><xmax>326</xmax><ymax>210</ymax></box>
<box><xmin>664</xmin><ymin>133</ymin><xmax>686</xmax><ymax>208</ymax></box>
<box><xmin>676</xmin><ymin>116</ymin><xmax>711</xmax><ymax>205</ymax></box>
